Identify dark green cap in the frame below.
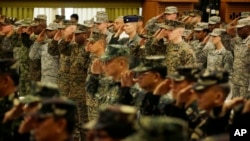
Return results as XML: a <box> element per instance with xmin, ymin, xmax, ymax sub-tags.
<box><xmin>84</xmin><ymin>105</ymin><xmax>137</xmax><ymax>139</ymax></box>
<box><xmin>87</xmin><ymin>31</ymin><xmax>107</xmax><ymax>42</ymax></box>
<box><xmin>131</xmin><ymin>55</ymin><xmax>166</xmax><ymax>72</ymax></box>
<box><xmin>31</xmin><ymin>97</ymin><xmax>76</xmax><ymax>118</ymax></box>
<box><xmin>100</xmin><ymin>44</ymin><xmax>130</xmax><ymax>62</ymax></box>
<box><xmin>125</xmin><ymin>116</ymin><xmax>188</xmax><ymax>141</ymax></box>
<box><xmin>0</xmin><ymin>59</ymin><xmax>16</xmax><ymax>73</ymax></box>
<box><xmin>159</xmin><ymin>20</ymin><xmax>185</xmax><ymax>30</ymax></box>
<box><xmin>193</xmin><ymin>68</ymin><xmax>229</xmax><ymax>92</ymax></box>
<box><xmin>170</xmin><ymin>66</ymin><xmax>201</xmax><ymax>82</ymax></box>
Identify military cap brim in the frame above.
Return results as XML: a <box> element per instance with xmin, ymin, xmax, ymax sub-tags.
<box><xmin>158</xmin><ymin>23</ymin><xmax>174</xmax><ymax>30</ymax></box>
<box><xmin>192</xmin><ymin>79</ymin><xmax>218</xmax><ymax>92</ymax></box>
<box><xmin>19</xmin><ymin>95</ymin><xmax>41</xmax><ymax>104</ymax></box>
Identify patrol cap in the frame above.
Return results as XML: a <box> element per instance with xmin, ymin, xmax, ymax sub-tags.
<box><xmin>84</xmin><ymin>105</ymin><xmax>137</xmax><ymax>138</ymax></box>
<box><xmin>131</xmin><ymin>55</ymin><xmax>166</xmax><ymax>72</ymax></box>
<box><xmin>87</xmin><ymin>31</ymin><xmax>107</xmax><ymax>42</ymax></box>
<box><xmin>208</xmin><ymin>16</ymin><xmax>221</xmax><ymax>24</ymax></box>
<box><xmin>210</xmin><ymin>28</ymin><xmax>226</xmax><ymax>36</ymax></box>
<box><xmin>83</xmin><ymin>19</ymin><xmax>93</xmax><ymax>27</ymax></box>
<box><xmin>100</xmin><ymin>44</ymin><xmax>129</xmax><ymax>62</ymax></box>
<box><xmin>46</xmin><ymin>23</ymin><xmax>60</xmax><ymax>30</ymax></box>
<box><xmin>35</xmin><ymin>14</ymin><xmax>47</xmax><ymax>21</ymax></box>
<box><xmin>192</xmin><ymin>68</ymin><xmax>229</xmax><ymax>92</ymax></box>
<box><xmin>20</xmin><ymin>82</ymin><xmax>61</xmax><ymax>104</ymax></box>
<box><xmin>74</xmin><ymin>24</ymin><xmax>90</xmax><ymax>34</ymax></box>
<box><xmin>123</xmin><ymin>15</ymin><xmax>139</xmax><ymax>23</ymax></box>
<box><xmin>182</xmin><ymin>29</ymin><xmax>193</xmax><ymax>37</ymax></box>
<box><xmin>0</xmin><ymin>59</ymin><xmax>16</xmax><ymax>73</ymax></box>
<box><xmin>194</xmin><ymin>22</ymin><xmax>209</xmax><ymax>31</ymax></box>
<box><xmin>159</xmin><ymin>20</ymin><xmax>185</xmax><ymax>30</ymax></box>
<box><xmin>124</xmin><ymin>116</ymin><xmax>188</xmax><ymax>141</ymax></box>
<box><xmin>94</xmin><ymin>11</ymin><xmax>109</xmax><ymax>24</ymax></box>
<box><xmin>164</xmin><ymin>6</ymin><xmax>178</xmax><ymax>14</ymax></box>
<box><xmin>170</xmin><ymin>66</ymin><xmax>201</xmax><ymax>82</ymax></box>
<box><xmin>31</xmin><ymin>97</ymin><xmax>76</xmax><ymax>119</ymax></box>
<box><xmin>240</xmin><ymin>11</ymin><xmax>250</xmax><ymax>19</ymax></box>
<box><xmin>19</xmin><ymin>19</ymin><xmax>33</xmax><ymax>27</ymax></box>
<box><xmin>189</xmin><ymin>9</ymin><xmax>203</xmax><ymax>17</ymax></box>
<box><xmin>235</xmin><ymin>18</ymin><xmax>250</xmax><ymax>28</ymax></box>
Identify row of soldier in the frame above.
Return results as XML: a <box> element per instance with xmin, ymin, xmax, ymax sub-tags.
<box><xmin>0</xmin><ymin>5</ymin><xmax>250</xmax><ymax>141</ymax></box>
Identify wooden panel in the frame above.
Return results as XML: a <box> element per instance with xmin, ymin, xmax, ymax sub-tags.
<box><xmin>1</xmin><ymin>7</ymin><xmax>34</xmax><ymax>20</ymax></box>
<box><xmin>224</xmin><ymin>3</ymin><xmax>250</xmax><ymax>23</ymax></box>
<box><xmin>142</xmin><ymin>1</ymin><xmax>158</xmax><ymax>22</ymax></box>
<box><xmin>106</xmin><ymin>8</ymin><xmax>140</xmax><ymax>21</ymax></box>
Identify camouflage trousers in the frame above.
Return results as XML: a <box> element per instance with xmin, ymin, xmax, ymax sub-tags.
<box><xmin>86</xmin><ymin>93</ymin><xmax>99</xmax><ymax>121</ymax></box>
<box><xmin>29</xmin><ymin>59</ymin><xmax>41</xmax><ymax>81</ymax></box>
<box><xmin>57</xmin><ymin>73</ymin><xmax>70</xmax><ymax>97</ymax></box>
<box><xmin>68</xmin><ymin>74</ymin><xmax>88</xmax><ymax>141</ymax></box>
<box><xmin>232</xmin><ymin>84</ymin><xmax>250</xmax><ymax>99</ymax></box>
<box><xmin>18</xmin><ymin>62</ymin><xmax>31</xmax><ymax>96</ymax></box>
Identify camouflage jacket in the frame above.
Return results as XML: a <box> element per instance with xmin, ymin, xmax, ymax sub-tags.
<box><xmin>29</xmin><ymin>39</ymin><xmax>59</xmax><ymax>84</ymax></box>
<box><xmin>231</xmin><ymin>35</ymin><xmax>250</xmax><ymax>86</ymax></box>
<box><xmin>0</xmin><ymin>33</ymin><xmax>22</xmax><ymax>59</ymax></box>
<box><xmin>48</xmin><ymin>39</ymin><xmax>71</xmax><ymax>74</ymax></box>
<box><xmin>165</xmin><ymin>41</ymin><xmax>196</xmax><ymax>75</ymax></box>
<box><xmin>58</xmin><ymin>42</ymin><xmax>90</xmax><ymax>75</ymax></box>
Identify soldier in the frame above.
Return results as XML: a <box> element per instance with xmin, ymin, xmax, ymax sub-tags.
<box><xmin>31</xmin><ymin>97</ymin><xmax>77</xmax><ymax>141</ymax></box>
<box><xmin>119</xmin><ymin>15</ymin><xmax>144</xmax><ymax>69</ymax></box>
<box><xmin>0</xmin><ymin>59</ymin><xmax>19</xmax><ymax>140</ymax></box>
<box><xmin>98</xmin><ymin>44</ymin><xmax>137</xmax><ymax>107</ymax></box>
<box><xmin>191</xmin><ymin>68</ymin><xmax>231</xmax><ymax>139</ymax></box>
<box><xmin>84</xmin><ymin>105</ymin><xmax>137</xmax><ymax>141</ymax></box>
<box><xmin>58</xmin><ymin>25</ymin><xmax>91</xmax><ymax>140</ymax></box>
<box><xmin>145</xmin><ymin>6</ymin><xmax>179</xmax><ymax>35</ymax></box>
<box><xmin>70</xmin><ymin>13</ymin><xmax>79</xmax><ymax>25</ymax></box>
<box><xmin>111</xmin><ymin>16</ymin><xmax>129</xmax><ymax>40</ymax></box>
<box><xmin>28</xmin><ymin>15</ymin><xmax>48</xmax><ymax>82</ymax></box>
<box><xmin>85</xmin><ymin>31</ymin><xmax>107</xmax><ymax>120</ymax></box>
<box><xmin>208</xmin><ymin>16</ymin><xmax>221</xmax><ymax>33</ymax></box>
<box><xmin>161</xmin><ymin>20</ymin><xmax>196</xmax><ymax>75</ymax></box>
<box><xmin>199</xmin><ymin>28</ymin><xmax>233</xmax><ymax>72</ymax></box>
<box><xmin>124</xmin><ymin>116</ymin><xmax>188</xmax><ymax>141</ymax></box>
<box><xmin>121</xmin><ymin>55</ymin><xmax>169</xmax><ymax>115</ymax></box>
<box><xmin>29</xmin><ymin>23</ymin><xmax>60</xmax><ymax>85</ymax></box>
<box><xmin>231</xmin><ymin>18</ymin><xmax>250</xmax><ymax>99</ymax></box>
<box><xmin>190</xmin><ymin>22</ymin><xmax>209</xmax><ymax>63</ymax></box>
<box><xmin>94</xmin><ymin>11</ymin><xmax>113</xmax><ymax>44</ymax></box>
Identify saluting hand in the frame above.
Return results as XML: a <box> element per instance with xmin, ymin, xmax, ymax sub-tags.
<box><xmin>36</xmin><ymin>29</ymin><xmax>46</xmax><ymax>42</ymax></box>
<box><xmin>121</xmin><ymin>71</ymin><xmax>135</xmax><ymax>87</ymax></box>
<box><xmin>91</xmin><ymin>58</ymin><xmax>103</xmax><ymax>75</ymax></box>
<box><xmin>54</xmin><ymin>30</ymin><xmax>62</xmax><ymax>41</ymax></box>
<box><xmin>153</xmin><ymin>78</ymin><xmax>172</xmax><ymax>95</ymax></box>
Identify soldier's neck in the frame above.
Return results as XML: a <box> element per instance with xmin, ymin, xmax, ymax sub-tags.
<box><xmin>128</xmin><ymin>32</ymin><xmax>136</xmax><ymax>40</ymax></box>
<box><xmin>215</xmin><ymin>42</ymin><xmax>223</xmax><ymax>50</ymax></box>
<box><xmin>172</xmin><ymin>36</ymin><xmax>183</xmax><ymax>44</ymax></box>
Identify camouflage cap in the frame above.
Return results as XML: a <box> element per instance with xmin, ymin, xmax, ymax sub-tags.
<box><xmin>83</xmin><ymin>19</ymin><xmax>93</xmax><ymax>27</ymax></box>
<box><xmin>87</xmin><ymin>31</ymin><xmax>107</xmax><ymax>42</ymax></box>
<box><xmin>240</xmin><ymin>11</ymin><xmax>250</xmax><ymax>19</ymax></box>
<box><xmin>189</xmin><ymin>9</ymin><xmax>203</xmax><ymax>17</ymax></box>
<box><xmin>210</xmin><ymin>28</ymin><xmax>226</xmax><ymax>36</ymax></box>
<box><xmin>31</xmin><ymin>97</ymin><xmax>76</xmax><ymax>119</ymax></box>
<box><xmin>94</xmin><ymin>11</ymin><xmax>109</xmax><ymax>24</ymax></box>
<box><xmin>170</xmin><ymin>66</ymin><xmax>201</xmax><ymax>82</ymax></box>
<box><xmin>0</xmin><ymin>59</ymin><xmax>16</xmax><ymax>73</ymax></box>
<box><xmin>192</xmin><ymin>68</ymin><xmax>229</xmax><ymax>92</ymax></box>
<box><xmin>159</xmin><ymin>20</ymin><xmax>185</xmax><ymax>30</ymax></box>
<box><xmin>29</xmin><ymin>82</ymin><xmax>61</xmax><ymax>98</ymax></box>
<box><xmin>124</xmin><ymin>116</ymin><xmax>188</xmax><ymax>141</ymax></box>
<box><xmin>131</xmin><ymin>55</ymin><xmax>166</xmax><ymax>72</ymax></box>
<box><xmin>84</xmin><ymin>105</ymin><xmax>137</xmax><ymax>138</ymax></box>
<box><xmin>100</xmin><ymin>44</ymin><xmax>130</xmax><ymax>62</ymax></box>
<box><xmin>182</xmin><ymin>29</ymin><xmax>193</xmax><ymax>37</ymax></box>
<box><xmin>236</xmin><ymin>18</ymin><xmax>250</xmax><ymax>28</ymax></box>
<box><xmin>194</xmin><ymin>22</ymin><xmax>209</xmax><ymax>31</ymax></box>
<box><xmin>46</xmin><ymin>23</ymin><xmax>60</xmax><ymax>30</ymax></box>
<box><xmin>164</xmin><ymin>6</ymin><xmax>178</xmax><ymax>14</ymax></box>
<box><xmin>19</xmin><ymin>95</ymin><xmax>41</xmax><ymax>104</ymax></box>
<box><xmin>35</xmin><ymin>14</ymin><xmax>47</xmax><ymax>21</ymax></box>
<box><xmin>208</xmin><ymin>16</ymin><xmax>221</xmax><ymax>24</ymax></box>
<box><xmin>123</xmin><ymin>15</ymin><xmax>139</xmax><ymax>23</ymax></box>
<box><xmin>20</xmin><ymin>19</ymin><xmax>33</xmax><ymax>27</ymax></box>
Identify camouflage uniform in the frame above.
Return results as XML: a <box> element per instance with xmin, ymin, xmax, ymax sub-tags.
<box><xmin>29</xmin><ymin>39</ymin><xmax>59</xmax><ymax>85</ymax></box>
<box><xmin>0</xmin><ymin>32</ymin><xmax>21</xmax><ymax>59</ymax></box>
<box><xmin>166</xmin><ymin>41</ymin><xmax>196</xmax><ymax>75</ymax></box>
<box><xmin>48</xmin><ymin>39</ymin><xmax>71</xmax><ymax>97</ymax></box>
<box><xmin>231</xmin><ymin>19</ymin><xmax>250</xmax><ymax>98</ymax></box>
<box><xmin>59</xmin><ymin>33</ymin><xmax>90</xmax><ymax>140</ymax></box>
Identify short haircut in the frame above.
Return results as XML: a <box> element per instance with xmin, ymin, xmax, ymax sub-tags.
<box><xmin>70</xmin><ymin>14</ymin><xmax>79</xmax><ymax>21</ymax></box>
